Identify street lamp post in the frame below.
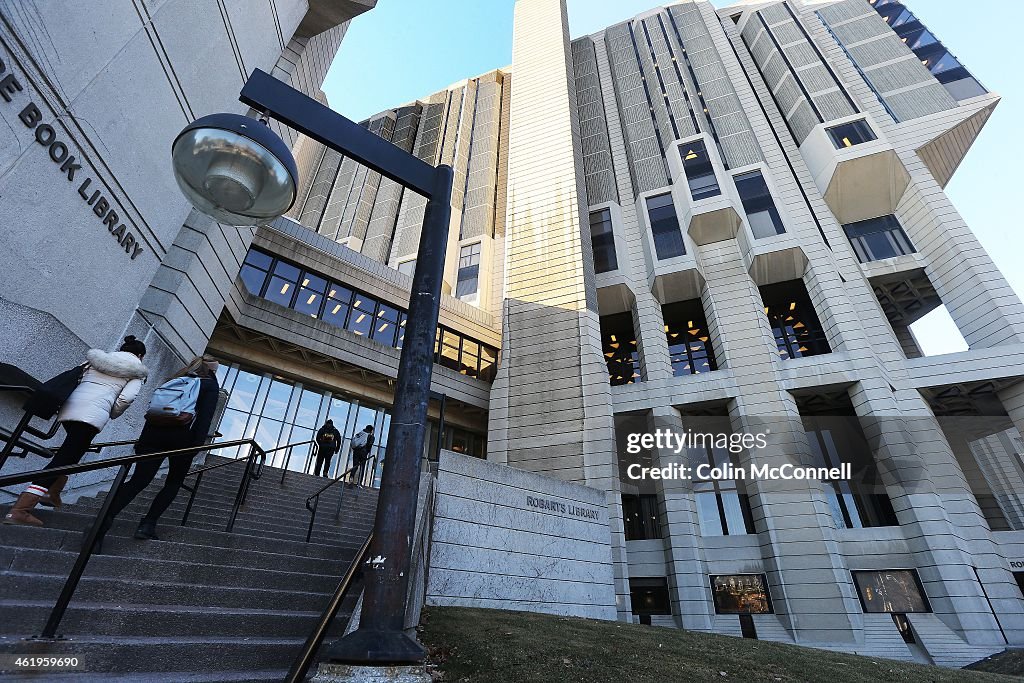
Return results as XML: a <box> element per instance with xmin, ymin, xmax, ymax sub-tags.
<box><xmin>171</xmin><ymin>68</ymin><xmax>453</xmax><ymax>664</ymax></box>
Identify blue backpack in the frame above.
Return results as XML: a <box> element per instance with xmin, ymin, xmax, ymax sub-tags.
<box><xmin>145</xmin><ymin>376</ymin><xmax>201</xmax><ymax>426</ymax></box>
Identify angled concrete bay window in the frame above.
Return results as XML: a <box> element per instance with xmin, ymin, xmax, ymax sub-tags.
<box><xmin>826</xmin><ymin>119</ymin><xmax>877</xmax><ymax>150</ymax></box>
<box><xmin>663</xmin><ymin>299</ymin><xmax>717</xmax><ymax>376</ymax></box>
<box><xmin>734</xmin><ymin>170</ymin><xmax>784</xmax><ymax>238</ymax></box>
<box><xmin>759</xmin><ymin>280</ymin><xmax>831</xmax><ymax>359</ymax></box>
<box><xmin>589</xmin><ymin>208</ymin><xmax>619</xmax><ymax>273</ymax></box>
<box><xmin>601</xmin><ymin>312</ymin><xmax>642</xmax><ymax>386</ymax></box>
<box><xmin>843</xmin><ymin>215</ymin><xmax>916</xmax><ymax>263</ymax></box>
<box><xmin>646</xmin><ymin>193</ymin><xmax>686</xmax><ymax>260</ymax></box>
<box><xmin>680</xmin><ymin>140</ymin><xmax>721</xmax><ymax>200</ymax></box>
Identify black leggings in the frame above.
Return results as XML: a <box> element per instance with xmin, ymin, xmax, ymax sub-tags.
<box><xmin>30</xmin><ymin>421</ymin><xmax>99</xmax><ymax>491</ymax></box>
<box><xmin>108</xmin><ymin>452</ymin><xmax>197</xmax><ymax>523</ymax></box>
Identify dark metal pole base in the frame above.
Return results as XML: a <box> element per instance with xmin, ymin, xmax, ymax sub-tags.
<box><xmin>324</xmin><ymin>628</ymin><xmax>426</xmax><ymax>665</ymax></box>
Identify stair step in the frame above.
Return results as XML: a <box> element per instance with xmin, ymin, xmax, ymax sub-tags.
<box><xmin>0</xmin><ymin>571</ymin><xmax>335</xmax><ymax>611</ymax></box>
<box><xmin>0</xmin><ymin>599</ymin><xmax>353</xmax><ymax>638</ymax></box>
<box><xmin>0</xmin><ymin>526</ymin><xmax>351</xmax><ymax>574</ymax></box>
<box><xmin>0</xmin><ymin>451</ymin><xmax>377</xmax><ymax>679</ymax></box>
<box><xmin>0</xmin><ymin>508</ymin><xmax>360</xmax><ymax>559</ymax></box>
<box><xmin>0</xmin><ymin>546</ymin><xmax>344</xmax><ymax>592</ymax></box>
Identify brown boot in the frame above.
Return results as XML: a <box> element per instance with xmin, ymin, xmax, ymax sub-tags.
<box><xmin>38</xmin><ymin>476</ymin><xmax>68</xmax><ymax>509</ymax></box>
<box><xmin>3</xmin><ymin>492</ymin><xmax>44</xmax><ymax>527</ymax></box>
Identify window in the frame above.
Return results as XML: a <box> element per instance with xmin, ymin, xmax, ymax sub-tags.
<box><xmin>759</xmin><ymin>280</ymin><xmax>831</xmax><ymax>359</ymax></box>
<box><xmin>239</xmin><ymin>250</ymin><xmax>272</xmax><ymax>295</ymax></box>
<box><xmin>346</xmin><ymin>295</ymin><xmax>375</xmax><ymax>337</ymax></box>
<box><xmin>826</xmin><ymin>119</ymin><xmax>876</xmax><ymax>149</ymax></box>
<box><xmin>294</xmin><ymin>273</ymin><xmax>327</xmax><ymax>318</ymax></box>
<box><xmin>264</xmin><ymin>260</ymin><xmax>301</xmax><ymax>307</ymax></box>
<box><xmin>456</xmin><ymin>243</ymin><xmax>481</xmax><ymax>298</ymax></box>
<box><xmin>600</xmin><ymin>312</ymin><xmax>641</xmax><ymax>386</ymax></box>
<box><xmin>589</xmin><ymin>209</ymin><xmax>618</xmax><ymax>273</ymax></box>
<box><xmin>680</xmin><ymin>140</ymin><xmax>720</xmax><ymax>200</ymax></box>
<box><xmin>843</xmin><ymin>215</ymin><xmax>915</xmax><ymax>262</ymax></box>
<box><xmin>663</xmin><ymin>299</ymin><xmax>717</xmax><ymax>377</ymax></box>
<box><xmin>323</xmin><ymin>285</ymin><xmax>353</xmax><ymax>328</ymax></box>
<box><xmin>622</xmin><ymin>494</ymin><xmax>661</xmax><ymax>540</ymax></box>
<box><xmin>803</xmin><ymin>414</ymin><xmax>899</xmax><ymax>529</ymax></box>
<box><xmin>852</xmin><ymin>570</ymin><xmax>931</xmax><ymax>613</ymax></box>
<box><xmin>694</xmin><ymin>441</ymin><xmax>755</xmax><ymax>536</ymax></box>
<box><xmin>629</xmin><ymin>578</ymin><xmax>671</xmax><ymax>616</ymax></box>
<box><xmin>372</xmin><ymin>304</ymin><xmax>400</xmax><ymax>347</ymax></box>
<box><xmin>710</xmin><ymin>574</ymin><xmax>773</xmax><ymax>614</ymax></box>
<box><xmin>870</xmin><ymin>0</ymin><xmax>986</xmax><ymax>101</ymax></box>
<box><xmin>437</xmin><ymin>329</ymin><xmax>462</xmax><ymax>372</ymax></box>
<box><xmin>646</xmin><ymin>193</ymin><xmax>685</xmax><ymax>260</ymax></box>
<box><xmin>238</xmin><ymin>248</ymin><xmax>499</xmax><ymax>383</ymax></box>
<box><xmin>397</xmin><ymin>259</ymin><xmax>416</xmax><ymax>276</ymax></box>
<box><xmin>734</xmin><ymin>171</ymin><xmax>784</xmax><ymax>238</ymax></box>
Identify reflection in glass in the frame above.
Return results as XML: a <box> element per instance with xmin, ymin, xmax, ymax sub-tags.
<box><xmin>853</xmin><ymin>570</ymin><xmax>930</xmax><ymax>613</ymax></box>
<box><xmin>710</xmin><ymin>574</ymin><xmax>773</xmax><ymax>614</ymax></box>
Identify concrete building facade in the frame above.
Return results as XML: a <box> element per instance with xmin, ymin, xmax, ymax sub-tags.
<box><xmin>3</xmin><ymin>0</ymin><xmax>1024</xmax><ymax>669</ymax></box>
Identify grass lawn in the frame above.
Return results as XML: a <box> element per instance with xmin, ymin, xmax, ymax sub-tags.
<box><xmin>419</xmin><ymin>606</ymin><xmax>1018</xmax><ymax>683</ymax></box>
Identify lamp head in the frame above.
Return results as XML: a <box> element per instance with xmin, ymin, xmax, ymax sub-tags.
<box><xmin>171</xmin><ymin>113</ymin><xmax>298</xmax><ymax>226</ymax></box>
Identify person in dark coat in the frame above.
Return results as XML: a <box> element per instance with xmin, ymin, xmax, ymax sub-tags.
<box><xmin>100</xmin><ymin>355</ymin><xmax>220</xmax><ymax>543</ymax></box>
<box><xmin>313</xmin><ymin>419</ymin><xmax>342</xmax><ymax>477</ymax></box>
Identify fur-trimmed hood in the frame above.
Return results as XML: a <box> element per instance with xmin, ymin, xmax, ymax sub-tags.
<box><xmin>86</xmin><ymin>349</ymin><xmax>149</xmax><ymax>380</ymax></box>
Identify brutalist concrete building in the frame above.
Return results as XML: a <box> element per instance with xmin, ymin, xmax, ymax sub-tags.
<box><xmin>3</xmin><ymin>0</ymin><xmax>1024</xmax><ymax>670</ymax></box>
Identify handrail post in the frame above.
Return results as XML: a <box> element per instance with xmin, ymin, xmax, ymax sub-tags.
<box><xmin>306</xmin><ymin>494</ymin><xmax>318</xmax><ymax>543</ymax></box>
<box><xmin>0</xmin><ymin>411</ymin><xmax>33</xmax><ymax>473</ymax></box>
<box><xmin>180</xmin><ymin>470</ymin><xmax>203</xmax><ymax>526</ymax></box>
<box><xmin>226</xmin><ymin>445</ymin><xmax>255</xmax><ymax>533</ymax></box>
<box><xmin>334</xmin><ymin>477</ymin><xmax>347</xmax><ymax>519</ymax></box>
<box><xmin>35</xmin><ymin>464</ymin><xmax>130</xmax><ymax>640</ymax></box>
<box><xmin>280</xmin><ymin>443</ymin><xmax>293</xmax><ymax>485</ymax></box>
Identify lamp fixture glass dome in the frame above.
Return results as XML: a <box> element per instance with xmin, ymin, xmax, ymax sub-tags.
<box><xmin>171</xmin><ymin>113</ymin><xmax>298</xmax><ymax>226</ymax></box>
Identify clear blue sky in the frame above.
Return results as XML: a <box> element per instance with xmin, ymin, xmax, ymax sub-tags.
<box><xmin>323</xmin><ymin>1</ymin><xmax>1024</xmax><ymax>355</ymax></box>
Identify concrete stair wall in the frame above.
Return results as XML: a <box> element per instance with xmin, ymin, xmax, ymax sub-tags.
<box><xmin>0</xmin><ymin>455</ymin><xmax>377</xmax><ymax>681</ymax></box>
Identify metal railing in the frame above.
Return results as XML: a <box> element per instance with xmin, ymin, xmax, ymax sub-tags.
<box><xmin>0</xmin><ymin>437</ymin><xmax>269</xmax><ymax>639</ymax></box>
<box><xmin>304</xmin><ymin>450</ymin><xmax>381</xmax><ymax>543</ymax></box>
<box><xmin>285</xmin><ymin>533</ymin><xmax>372</xmax><ymax>682</ymax></box>
<box><xmin>0</xmin><ymin>389</ymin><xmax>61</xmax><ymax>471</ymax></box>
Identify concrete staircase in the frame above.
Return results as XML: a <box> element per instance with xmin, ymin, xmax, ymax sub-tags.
<box><xmin>0</xmin><ymin>455</ymin><xmax>377</xmax><ymax>681</ymax></box>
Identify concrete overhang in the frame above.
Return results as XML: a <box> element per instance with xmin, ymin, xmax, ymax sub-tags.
<box><xmin>746</xmin><ymin>244</ymin><xmax>808</xmax><ymax>287</ymax></box>
<box><xmin>914</xmin><ymin>98</ymin><xmax>998</xmax><ymax>189</ymax></box>
<box><xmin>296</xmin><ymin>0</ymin><xmax>376</xmax><ymax>38</ymax></box>
<box><xmin>651</xmin><ymin>266</ymin><xmax>706</xmax><ymax>305</ymax></box>
<box><xmin>685</xmin><ymin>199</ymin><xmax>743</xmax><ymax>246</ymax></box>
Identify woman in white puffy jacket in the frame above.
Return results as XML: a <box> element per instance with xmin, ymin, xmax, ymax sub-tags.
<box><xmin>3</xmin><ymin>336</ymin><xmax>149</xmax><ymax>527</ymax></box>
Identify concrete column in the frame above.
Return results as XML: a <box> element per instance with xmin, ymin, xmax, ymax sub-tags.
<box><xmin>850</xmin><ymin>383</ymin><xmax>1010</xmax><ymax>646</ymax></box>
<box><xmin>489</xmin><ymin>0</ymin><xmax>631</xmax><ymax>619</ymax></box>
<box><xmin>649</xmin><ymin>405</ymin><xmax>712</xmax><ymax>630</ymax></box>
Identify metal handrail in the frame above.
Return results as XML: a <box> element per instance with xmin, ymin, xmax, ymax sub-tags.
<box><xmin>303</xmin><ymin>449</ymin><xmax>381</xmax><ymax>543</ymax></box>
<box><xmin>285</xmin><ymin>534</ymin><xmax>373</xmax><ymax>683</ymax></box>
<box><xmin>178</xmin><ymin>442</ymin><xmax>269</xmax><ymax>528</ymax></box>
<box><xmin>0</xmin><ymin>438</ymin><xmax>269</xmax><ymax>640</ymax></box>
<box><xmin>0</xmin><ymin>410</ymin><xmax>61</xmax><ymax>472</ymax></box>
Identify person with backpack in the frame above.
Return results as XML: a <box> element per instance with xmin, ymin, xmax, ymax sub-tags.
<box><xmin>346</xmin><ymin>425</ymin><xmax>375</xmax><ymax>488</ymax></box>
<box><xmin>97</xmin><ymin>355</ymin><xmax>220</xmax><ymax>543</ymax></box>
<box><xmin>4</xmin><ymin>336</ymin><xmax>148</xmax><ymax>527</ymax></box>
<box><xmin>313</xmin><ymin>419</ymin><xmax>342</xmax><ymax>477</ymax></box>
